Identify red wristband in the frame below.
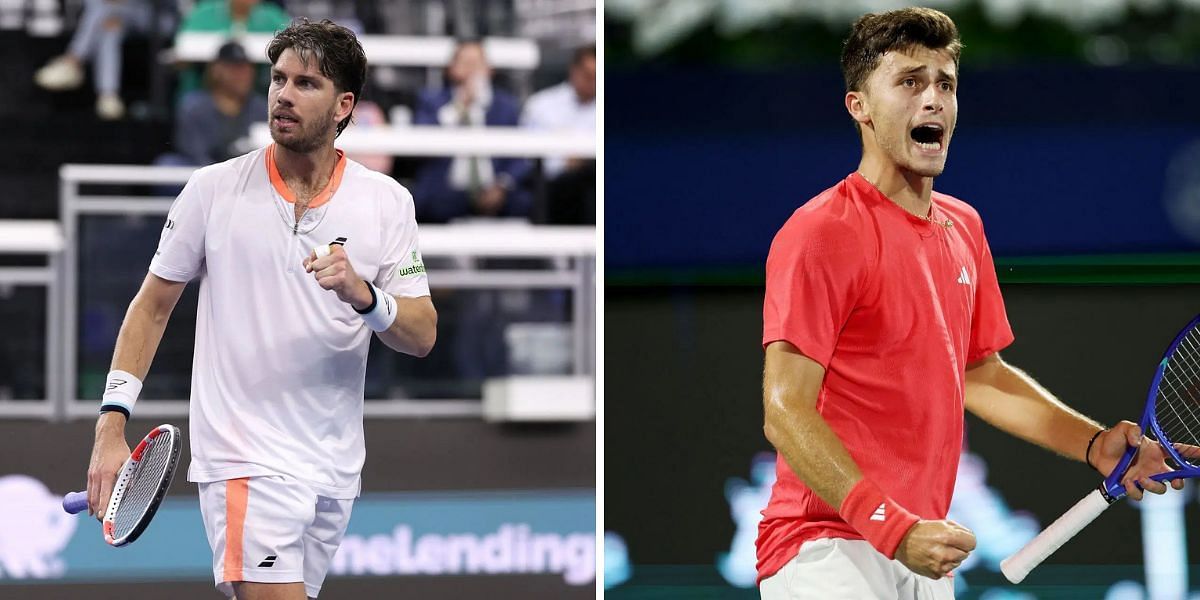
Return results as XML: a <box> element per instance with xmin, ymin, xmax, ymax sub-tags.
<box><xmin>839</xmin><ymin>479</ymin><xmax>920</xmax><ymax>559</ymax></box>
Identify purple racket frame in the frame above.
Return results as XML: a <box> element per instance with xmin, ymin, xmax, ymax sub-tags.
<box><xmin>1099</xmin><ymin>313</ymin><xmax>1200</xmax><ymax>502</ymax></box>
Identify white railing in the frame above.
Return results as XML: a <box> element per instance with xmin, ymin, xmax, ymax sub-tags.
<box><xmin>172</xmin><ymin>33</ymin><xmax>540</xmax><ymax>69</ymax></box>
<box><xmin>0</xmin><ymin>220</ymin><xmax>64</xmax><ymax>418</ymax></box>
<box><xmin>250</xmin><ymin>124</ymin><xmax>597</xmax><ymax>158</ymax></box>
<box><xmin>54</xmin><ymin>164</ymin><xmax>595</xmax><ymax>420</ymax></box>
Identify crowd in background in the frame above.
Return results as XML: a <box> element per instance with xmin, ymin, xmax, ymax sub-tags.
<box><xmin>1</xmin><ymin>0</ymin><xmax>597</xmax><ymax>398</ymax></box>
<box><xmin>32</xmin><ymin>0</ymin><xmax>596</xmax><ymax>225</ymax></box>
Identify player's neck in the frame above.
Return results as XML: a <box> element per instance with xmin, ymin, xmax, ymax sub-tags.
<box><xmin>856</xmin><ymin>158</ymin><xmax>933</xmax><ymax>218</ymax></box>
<box><xmin>273</xmin><ymin>143</ymin><xmax>338</xmax><ymax>194</ymax></box>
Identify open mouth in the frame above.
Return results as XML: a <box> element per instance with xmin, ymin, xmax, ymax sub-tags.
<box><xmin>910</xmin><ymin>123</ymin><xmax>944</xmax><ymax>153</ymax></box>
<box><xmin>273</xmin><ymin>114</ymin><xmax>300</xmax><ymax>128</ymax></box>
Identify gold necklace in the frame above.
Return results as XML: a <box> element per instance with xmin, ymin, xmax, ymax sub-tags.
<box><xmin>857</xmin><ymin>172</ymin><xmax>953</xmax><ymax>229</ymax></box>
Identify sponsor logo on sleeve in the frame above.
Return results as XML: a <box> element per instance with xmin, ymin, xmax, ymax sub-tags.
<box><xmin>394</xmin><ymin>250</ymin><xmax>426</xmax><ymax>278</ymax></box>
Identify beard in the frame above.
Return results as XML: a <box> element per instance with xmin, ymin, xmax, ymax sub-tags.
<box><xmin>270</xmin><ymin>105</ymin><xmax>338</xmax><ymax>153</ymax></box>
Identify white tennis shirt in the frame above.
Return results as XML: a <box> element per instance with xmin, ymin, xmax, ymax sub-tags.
<box><xmin>149</xmin><ymin>144</ymin><xmax>430</xmax><ymax>499</ymax></box>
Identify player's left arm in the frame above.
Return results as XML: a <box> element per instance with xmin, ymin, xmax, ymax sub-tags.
<box><xmin>304</xmin><ymin>245</ymin><xmax>437</xmax><ymax>357</ymax></box>
<box><xmin>964</xmin><ymin>353</ymin><xmax>1177</xmax><ymax>497</ymax></box>
<box><xmin>362</xmin><ymin>289</ymin><xmax>436</xmax><ymax>357</ymax></box>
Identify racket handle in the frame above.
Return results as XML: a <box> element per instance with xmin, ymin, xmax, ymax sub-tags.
<box><xmin>1000</xmin><ymin>488</ymin><xmax>1113</xmax><ymax>583</ymax></box>
<box><xmin>63</xmin><ymin>490</ymin><xmax>88</xmax><ymax>515</ymax></box>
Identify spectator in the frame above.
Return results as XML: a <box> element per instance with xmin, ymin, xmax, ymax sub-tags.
<box><xmin>521</xmin><ymin>43</ymin><xmax>596</xmax><ymax>224</ymax></box>
<box><xmin>411</xmin><ymin>40</ymin><xmax>530</xmax><ymax>223</ymax></box>
<box><xmin>161</xmin><ymin>41</ymin><xmax>267</xmax><ymax>167</ymax></box>
<box><xmin>34</xmin><ymin>0</ymin><xmax>158</xmax><ymax>120</ymax></box>
<box><xmin>343</xmin><ymin>99</ymin><xmax>394</xmax><ymax>176</ymax></box>
<box><xmin>175</xmin><ymin>0</ymin><xmax>292</xmax><ymax>99</ymax></box>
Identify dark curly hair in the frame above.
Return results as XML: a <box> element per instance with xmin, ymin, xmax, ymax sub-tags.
<box><xmin>267</xmin><ymin>18</ymin><xmax>367</xmax><ymax>137</ymax></box>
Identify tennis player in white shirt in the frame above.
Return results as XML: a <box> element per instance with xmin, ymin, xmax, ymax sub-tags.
<box><xmin>84</xmin><ymin>19</ymin><xmax>437</xmax><ymax>600</ymax></box>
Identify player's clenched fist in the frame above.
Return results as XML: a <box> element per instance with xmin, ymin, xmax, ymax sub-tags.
<box><xmin>303</xmin><ymin>244</ymin><xmax>372</xmax><ymax>309</ymax></box>
<box><xmin>895</xmin><ymin>519</ymin><xmax>976</xmax><ymax>579</ymax></box>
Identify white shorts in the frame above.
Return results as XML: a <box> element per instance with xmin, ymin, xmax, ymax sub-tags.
<box><xmin>759</xmin><ymin>538</ymin><xmax>955</xmax><ymax>600</ymax></box>
<box><xmin>198</xmin><ymin>475</ymin><xmax>355</xmax><ymax>598</ymax></box>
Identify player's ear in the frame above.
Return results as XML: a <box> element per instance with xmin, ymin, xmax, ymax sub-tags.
<box><xmin>336</xmin><ymin>92</ymin><xmax>355</xmax><ymax>123</ymax></box>
<box><xmin>846</xmin><ymin>90</ymin><xmax>870</xmax><ymax>126</ymax></box>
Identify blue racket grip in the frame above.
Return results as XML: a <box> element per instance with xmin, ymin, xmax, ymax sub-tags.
<box><xmin>63</xmin><ymin>491</ymin><xmax>88</xmax><ymax>514</ymax></box>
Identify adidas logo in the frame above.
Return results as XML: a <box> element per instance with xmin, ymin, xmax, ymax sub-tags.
<box><xmin>956</xmin><ymin>266</ymin><xmax>971</xmax><ymax>286</ymax></box>
<box><xmin>258</xmin><ymin>555</ymin><xmax>278</xmax><ymax>568</ymax></box>
<box><xmin>870</xmin><ymin>503</ymin><xmax>887</xmax><ymax>522</ymax></box>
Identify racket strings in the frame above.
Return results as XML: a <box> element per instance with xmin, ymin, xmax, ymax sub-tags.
<box><xmin>112</xmin><ymin>432</ymin><xmax>174</xmax><ymax>538</ymax></box>
<box><xmin>1159</xmin><ymin>362</ymin><xmax>1200</xmax><ymax>439</ymax></box>
<box><xmin>1155</xmin><ymin>327</ymin><xmax>1200</xmax><ymax>465</ymax></box>
<box><xmin>1158</xmin><ymin>366</ymin><xmax>1200</xmax><ymax>445</ymax></box>
<box><xmin>1159</xmin><ymin>334</ymin><xmax>1200</xmax><ymax>438</ymax></box>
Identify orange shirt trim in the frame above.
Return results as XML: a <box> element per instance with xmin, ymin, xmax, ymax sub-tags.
<box><xmin>265</xmin><ymin>143</ymin><xmax>347</xmax><ymax>209</ymax></box>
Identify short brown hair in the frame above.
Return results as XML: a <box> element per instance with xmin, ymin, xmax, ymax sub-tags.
<box><xmin>267</xmin><ymin>18</ymin><xmax>367</xmax><ymax>137</ymax></box>
<box><xmin>840</xmin><ymin>8</ymin><xmax>962</xmax><ymax>93</ymax></box>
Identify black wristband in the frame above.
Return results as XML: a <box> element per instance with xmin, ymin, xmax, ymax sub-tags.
<box><xmin>353</xmin><ymin>278</ymin><xmax>377</xmax><ymax>315</ymax></box>
<box><xmin>1085</xmin><ymin>428</ymin><xmax>1105</xmax><ymax>472</ymax></box>
<box><xmin>99</xmin><ymin>404</ymin><xmax>130</xmax><ymax>419</ymax></box>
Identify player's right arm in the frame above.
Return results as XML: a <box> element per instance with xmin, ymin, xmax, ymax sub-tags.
<box><xmin>87</xmin><ymin>273</ymin><xmax>187</xmax><ymax>518</ymax></box>
<box><xmin>762</xmin><ymin>340</ymin><xmax>975</xmax><ymax>579</ymax></box>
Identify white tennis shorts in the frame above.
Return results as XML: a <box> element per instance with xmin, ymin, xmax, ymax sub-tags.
<box><xmin>759</xmin><ymin>538</ymin><xmax>955</xmax><ymax>600</ymax></box>
<box><xmin>198</xmin><ymin>475</ymin><xmax>355</xmax><ymax>598</ymax></box>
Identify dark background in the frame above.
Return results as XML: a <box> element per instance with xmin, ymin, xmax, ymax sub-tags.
<box><xmin>605</xmin><ymin>282</ymin><xmax>1200</xmax><ymax>598</ymax></box>
<box><xmin>604</xmin><ymin>2</ymin><xmax>1200</xmax><ymax>597</ymax></box>
<box><xmin>606</xmin><ymin>284</ymin><xmax>1200</xmax><ymax>564</ymax></box>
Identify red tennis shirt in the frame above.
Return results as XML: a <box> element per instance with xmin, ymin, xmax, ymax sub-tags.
<box><xmin>757</xmin><ymin>172</ymin><xmax>1014</xmax><ymax>582</ymax></box>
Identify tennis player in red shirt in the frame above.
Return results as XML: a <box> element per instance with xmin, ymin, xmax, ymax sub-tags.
<box><xmin>759</xmin><ymin>8</ymin><xmax>1183</xmax><ymax>599</ymax></box>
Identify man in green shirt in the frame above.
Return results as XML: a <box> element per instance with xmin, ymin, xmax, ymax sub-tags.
<box><xmin>175</xmin><ymin>0</ymin><xmax>292</xmax><ymax>98</ymax></box>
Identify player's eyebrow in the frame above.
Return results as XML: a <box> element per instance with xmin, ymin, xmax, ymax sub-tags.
<box><xmin>271</xmin><ymin>66</ymin><xmax>326</xmax><ymax>84</ymax></box>
<box><xmin>896</xmin><ymin>64</ymin><xmax>957</xmax><ymax>83</ymax></box>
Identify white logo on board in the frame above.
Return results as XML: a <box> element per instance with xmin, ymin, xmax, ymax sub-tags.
<box><xmin>0</xmin><ymin>475</ymin><xmax>77</xmax><ymax>579</ymax></box>
<box><xmin>331</xmin><ymin>523</ymin><xmax>595</xmax><ymax>585</ymax></box>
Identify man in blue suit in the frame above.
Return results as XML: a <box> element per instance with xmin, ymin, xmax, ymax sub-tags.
<box><xmin>412</xmin><ymin>40</ymin><xmax>531</xmax><ymax>222</ymax></box>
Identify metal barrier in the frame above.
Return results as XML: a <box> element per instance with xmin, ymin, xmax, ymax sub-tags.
<box><xmin>249</xmin><ymin>124</ymin><xmax>596</xmax><ymax>157</ymax></box>
<box><xmin>172</xmin><ymin>33</ymin><xmax>540</xmax><ymax>69</ymax></box>
<box><xmin>58</xmin><ymin>164</ymin><xmax>595</xmax><ymax>420</ymax></box>
<box><xmin>0</xmin><ymin>220</ymin><xmax>64</xmax><ymax>418</ymax></box>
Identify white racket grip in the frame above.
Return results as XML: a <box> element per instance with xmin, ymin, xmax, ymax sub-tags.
<box><xmin>313</xmin><ymin>244</ymin><xmax>331</xmax><ymax>259</ymax></box>
<box><xmin>1001</xmin><ymin>488</ymin><xmax>1113</xmax><ymax>583</ymax></box>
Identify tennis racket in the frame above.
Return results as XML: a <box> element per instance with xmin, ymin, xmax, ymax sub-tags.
<box><xmin>62</xmin><ymin>423</ymin><xmax>181</xmax><ymax>547</ymax></box>
<box><xmin>1001</xmin><ymin>315</ymin><xmax>1200</xmax><ymax>583</ymax></box>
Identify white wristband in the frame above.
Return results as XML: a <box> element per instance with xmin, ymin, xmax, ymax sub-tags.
<box><xmin>356</xmin><ymin>280</ymin><xmax>397</xmax><ymax>332</ymax></box>
<box><xmin>100</xmin><ymin>370</ymin><xmax>142</xmax><ymax>417</ymax></box>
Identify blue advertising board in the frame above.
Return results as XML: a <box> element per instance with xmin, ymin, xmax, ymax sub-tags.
<box><xmin>0</xmin><ymin>475</ymin><xmax>594</xmax><ymax>588</ymax></box>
